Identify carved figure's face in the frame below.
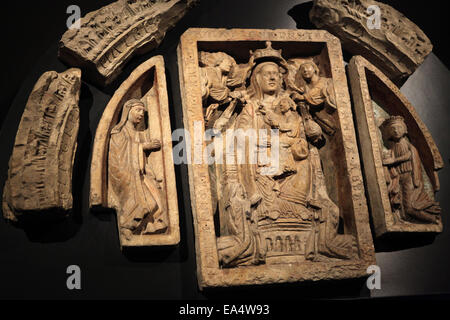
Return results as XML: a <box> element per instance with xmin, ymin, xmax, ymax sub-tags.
<box><xmin>128</xmin><ymin>104</ymin><xmax>145</xmax><ymax>125</ymax></box>
<box><xmin>389</xmin><ymin>122</ymin><xmax>407</xmax><ymax>141</ymax></box>
<box><xmin>258</xmin><ymin>63</ymin><xmax>281</xmax><ymax>95</ymax></box>
<box><xmin>301</xmin><ymin>64</ymin><xmax>316</xmax><ymax>80</ymax></box>
<box><xmin>279</xmin><ymin>98</ymin><xmax>291</xmax><ymax>113</ymax></box>
<box><xmin>219</xmin><ymin>58</ymin><xmax>233</xmax><ymax>73</ymax></box>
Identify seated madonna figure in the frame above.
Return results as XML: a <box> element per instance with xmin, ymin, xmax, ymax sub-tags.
<box><xmin>108</xmin><ymin>99</ymin><xmax>167</xmax><ymax>241</ymax></box>
<box><xmin>219</xmin><ymin>42</ymin><xmax>353</xmax><ymax>265</ymax></box>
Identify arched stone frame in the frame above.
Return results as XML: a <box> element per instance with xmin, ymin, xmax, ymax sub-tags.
<box><xmin>2</xmin><ymin>68</ymin><xmax>81</xmax><ymax>222</ymax></box>
<box><xmin>58</xmin><ymin>0</ymin><xmax>198</xmax><ymax>86</ymax></box>
<box><xmin>90</xmin><ymin>55</ymin><xmax>180</xmax><ymax>247</ymax></box>
<box><xmin>348</xmin><ymin>55</ymin><xmax>444</xmax><ymax>237</ymax></box>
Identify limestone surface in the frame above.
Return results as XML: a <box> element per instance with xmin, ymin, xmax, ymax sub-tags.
<box><xmin>90</xmin><ymin>56</ymin><xmax>180</xmax><ymax>248</ymax></box>
<box><xmin>3</xmin><ymin>69</ymin><xmax>81</xmax><ymax>221</ymax></box>
<box><xmin>59</xmin><ymin>0</ymin><xmax>198</xmax><ymax>86</ymax></box>
<box><xmin>178</xmin><ymin>28</ymin><xmax>376</xmax><ymax>289</ymax></box>
<box><xmin>309</xmin><ymin>0</ymin><xmax>433</xmax><ymax>84</ymax></box>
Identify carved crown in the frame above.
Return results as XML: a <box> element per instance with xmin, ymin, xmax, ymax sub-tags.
<box><xmin>250</xmin><ymin>41</ymin><xmax>284</xmax><ymax>63</ymax></box>
<box><xmin>381</xmin><ymin>115</ymin><xmax>406</xmax><ymax>128</ymax></box>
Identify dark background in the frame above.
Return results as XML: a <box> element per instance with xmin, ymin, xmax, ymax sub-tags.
<box><xmin>0</xmin><ymin>0</ymin><xmax>449</xmax><ymax>300</ymax></box>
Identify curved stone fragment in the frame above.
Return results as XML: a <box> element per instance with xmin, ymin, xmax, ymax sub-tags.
<box><xmin>348</xmin><ymin>55</ymin><xmax>443</xmax><ymax>237</ymax></box>
<box><xmin>58</xmin><ymin>0</ymin><xmax>198</xmax><ymax>86</ymax></box>
<box><xmin>3</xmin><ymin>69</ymin><xmax>81</xmax><ymax>222</ymax></box>
<box><xmin>309</xmin><ymin>0</ymin><xmax>433</xmax><ymax>84</ymax></box>
<box><xmin>90</xmin><ymin>55</ymin><xmax>179</xmax><ymax>248</ymax></box>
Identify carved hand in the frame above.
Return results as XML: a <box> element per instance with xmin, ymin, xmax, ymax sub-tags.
<box><xmin>290</xmin><ymin>92</ymin><xmax>305</xmax><ymax>102</ymax></box>
<box><xmin>229</xmin><ymin>90</ymin><xmax>241</xmax><ymax>99</ymax></box>
<box><xmin>143</xmin><ymin>139</ymin><xmax>161</xmax><ymax>151</ymax></box>
<box><xmin>266</xmin><ymin>112</ymin><xmax>279</xmax><ymax>128</ymax></box>
<box><xmin>396</xmin><ymin>151</ymin><xmax>412</xmax><ymax>163</ymax></box>
<box><xmin>383</xmin><ymin>157</ymin><xmax>395</xmax><ymax>165</ymax></box>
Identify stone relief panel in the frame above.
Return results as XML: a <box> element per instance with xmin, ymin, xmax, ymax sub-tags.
<box><xmin>309</xmin><ymin>0</ymin><xmax>433</xmax><ymax>85</ymax></box>
<box><xmin>90</xmin><ymin>56</ymin><xmax>179</xmax><ymax>248</ymax></box>
<box><xmin>348</xmin><ymin>55</ymin><xmax>443</xmax><ymax>237</ymax></box>
<box><xmin>59</xmin><ymin>0</ymin><xmax>198</xmax><ymax>86</ymax></box>
<box><xmin>178</xmin><ymin>28</ymin><xmax>375</xmax><ymax>289</ymax></box>
<box><xmin>3</xmin><ymin>69</ymin><xmax>81</xmax><ymax>222</ymax></box>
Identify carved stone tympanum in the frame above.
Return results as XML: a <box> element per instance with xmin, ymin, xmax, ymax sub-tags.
<box><xmin>59</xmin><ymin>0</ymin><xmax>198</xmax><ymax>86</ymax></box>
<box><xmin>178</xmin><ymin>28</ymin><xmax>375</xmax><ymax>289</ymax></box>
<box><xmin>348</xmin><ymin>56</ymin><xmax>443</xmax><ymax>237</ymax></box>
<box><xmin>309</xmin><ymin>0</ymin><xmax>433</xmax><ymax>84</ymax></box>
<box><xmin>90</xmin><ymin>56</ymin><xmax>179</xmax><ymax>248</ymax></box>
<box><xmin>3</xmin><ymin>69</ymin><xmax>81</xmax><ymax>222</ymax></box>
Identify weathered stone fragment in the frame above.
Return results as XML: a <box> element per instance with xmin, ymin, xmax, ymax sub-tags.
<box><xmin>178</xmin><ymin>28</ymin><xmax>375</xmax><ymax>289</ymax></box>
<box><xmin>348</xmin><ymin>56</ymin><xmax>443</xmax><ymax>237</ymax></box>
<box><xmin>59</xmin><ymin>0</ymin><xmax>198</xmax><ymax>86</ymax></box>
<box><xmin>90</xmin><ymin>56</ymin><xmax>180</xmax><ymax>248</ymax></box>
<box><xmin>3</xmin><ymin>69</ymin><xmax>81</xmax><ymax>222</ymax></box>
<box><xmin>309</xmin><ymin>0</ymin><xmax>433</xmax><ymax>84</ymax></box>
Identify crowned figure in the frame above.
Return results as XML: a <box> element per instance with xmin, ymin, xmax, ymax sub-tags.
<box><xmin>212</xmin><ymin>42</ymin><xmax>354</xmax><ymax>267</ymax></box>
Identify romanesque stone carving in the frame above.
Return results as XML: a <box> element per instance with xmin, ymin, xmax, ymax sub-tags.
<box><xmin>178</xmin><ymin>28</ymin><xmax>375</xmax><ymax>289</ymax></box>
<box><xmin>309</xmin><ymin>0</ymin><xmax>433</xmax><ymax>84</ymax></box>
<box><xmin>90</xmin><ymin>56</ymin><xmax>179</xmax><ymax>248</ymax></box>
<box><xmin>2</xmin><ymin>69</ymin><xmax>81</xmax><ymax>222</ymax></box>
<box><xmin>59</xmin><ymin>0</ymin><xmax>198</xmax><ymax>86</ymax></box>
<box><xmin>348</xmin><ymin>56</ymin><xmax>443</xmax><ymax>237</ymax></box>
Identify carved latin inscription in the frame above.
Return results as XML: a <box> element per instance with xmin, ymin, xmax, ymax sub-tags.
<box><xmin>59</xmin><ymin>0</ymin><xmax>198</xmax><ymax>86</ymax></box>
<box><xmin>309</xmin><ymin>0</ymin><xmax>433</xmax><ymax>84</ymax></box>
<box><xmin>3</xmin><ymin>69</ymin><xmax>81</xmax><ymax>221</ymax></box>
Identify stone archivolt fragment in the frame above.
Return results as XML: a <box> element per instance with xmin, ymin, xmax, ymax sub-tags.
<box><xmin>59</xmin><ymin>0</ymin><xmax>198</xmax><ymax>86</ymax></box>
<box><xmin>90</xmin><ymin>55</ymin><xmax>179</xmax><ymax>248</ymax></box>
<box><xmin>178</xmin><ymin>28</ymin><xmax>375</xmax><ymax>289</ymax></box>
<box><xmin>3</xmin><ymin>69</ymin><xmax>81</xmax><ymax>222</ymax></box>
<box><xmin>348</xmin><ymin>56</ymin><xmax>443</xmax><ymax>237</ymax></box>
<box><xmin>309</xmin><ymin>0</ymin><xmax>433</xmax><ymax>84</ymax></box>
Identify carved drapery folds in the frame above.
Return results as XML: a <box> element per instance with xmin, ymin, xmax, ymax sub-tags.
<box><xmin>3</xmin><ymin>69</ymin><xmax>81</xmax><ymax>222</ymax></box>
<box><xmin>59</xmin><ymin>0</ymin><xmax>198</xmax><ymax>86</ymax></box>
<box><xmin>309</xmin><ymin>0</ymin><xmax>433</xmax><ymax>85</ymax></box>
<box><xmin>348</xmin><ymin>56</ymin><xmax>443</xmax><ymax>237</ymax></box>
<box><xmin>178</xmin><ymin>28</ymin><xmax>375</xmax><ymax>289</ymax></box>
<box><xmin>90</xmin><ymin>56</ymin><xmax>179</xmax><ymax>248</ymax></box>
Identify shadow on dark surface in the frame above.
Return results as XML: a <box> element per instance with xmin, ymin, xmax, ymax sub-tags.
<box><xmin>71</xmin><ymin>82</ymin><xmax>94</xmax><ymax>226</ymax></box>
<box><xmin>288</xmin><ymin>1</ymin><xmax>359</xmax><ymax>65</ymax></box>
<box><xmin>374</xmin><ymin>232</ymin><xmax>437</xmax><ymax>252</ymax></box>
<box><xmin>166</xmin><ymin>69</ymin><xmax>191</xmax><ymax>264</ymax></box>
<box><xmin>203</xmin><ymin>277</ymin><xmax>369</xmax><ymax>300</ymax></box>
<box><xmin>122</xmin><ymin>244</ymin><xmax>180</xmax><ymax>263</ymax></box>
<box><xmin>90</xmin><ymin>206</ymin><xmax>114</xmax><ymax>222</ymax></box>
<box><xmin>287</xmin><ymin>2</ymin><xmax>316</xmax><ymax>30</ymax></box>
<box><xmin>10</xmin><ymin>209</ymin><xmax>79</xmax><ymax>243</ymax></box>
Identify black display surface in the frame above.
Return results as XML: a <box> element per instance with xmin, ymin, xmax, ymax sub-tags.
<box><xmin>0</xmin><ymin>0</ymin><xmax>449</xmax><ymax>300</ymax></box>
